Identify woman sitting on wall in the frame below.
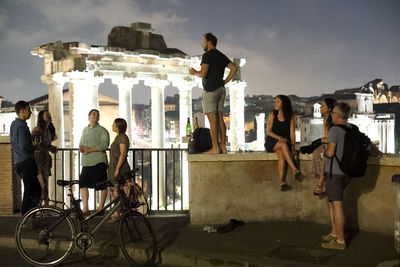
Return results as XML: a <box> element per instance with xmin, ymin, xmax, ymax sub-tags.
<box><xmin>265</xmin><ymin>95</ymin><xmax>300</xmax><ymax>191</ymax></box>
<box><xmin>310</xmin><ymin>98</ymin><xmax>337</xmax><ymax>195</ymax></box>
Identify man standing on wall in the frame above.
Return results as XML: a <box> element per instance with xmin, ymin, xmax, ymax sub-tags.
<box><xmin>189</xmin><ymin>33</ymin><xmax>237</xmax><ymax>154</ymax></box>
<box><xmin>10</xmin><ymin>101</ymin><xmax>42</xmax><ymax>214</ymax></box>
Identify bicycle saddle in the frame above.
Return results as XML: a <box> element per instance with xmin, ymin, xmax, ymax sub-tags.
<box><xmin>57</xmin><ymin>180</ymin><xmax>80</xmax><ymax>187</ymax></box>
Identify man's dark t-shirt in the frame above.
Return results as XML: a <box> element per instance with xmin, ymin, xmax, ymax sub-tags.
<box><xmin>201</xmin><ymin>49</ymin><xmax>231</xmax><ymax>92</ymax></box>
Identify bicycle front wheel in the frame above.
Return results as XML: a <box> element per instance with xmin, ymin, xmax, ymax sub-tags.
<box><xmin>119</xmin><ymin>210</ymin><xmax>157</xmax><ymax>266</ymax></box>
<box><xmin>15</xmin><ymin>206</ymin><xmax>76</xmax><ymax>267</ymax></box>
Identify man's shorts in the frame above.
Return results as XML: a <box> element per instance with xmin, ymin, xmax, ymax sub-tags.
<box><xmin>202</xmin><ymin>86</ymin><xmax>226</xmax><ymax>114</ymax></box>
<box><xmin>324</xmin><ymin>172</ymin><xmax>350</xmax><ymax>202</ymax></box>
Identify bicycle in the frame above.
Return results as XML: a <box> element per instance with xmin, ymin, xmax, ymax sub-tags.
<box><xmin>15</xmin><ymin>171</ymin><xmax>157</xmax><ymax>267</ymax></box>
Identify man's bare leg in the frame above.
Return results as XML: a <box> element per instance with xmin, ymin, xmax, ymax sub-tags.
<box><xmin>97</xmin><ymin>189</ymin><xmax>108</xmax><ymax>211</ymax></box>
<box><xmin>204</xmin><ymin>112</ymin><xmax>220</xmax><ymax>154</ymax></box>
<box><xmin>332</xmin><ymin>201</ymin><xmax>345</xmax><ymax>243</ymax></box>
<box><xmin>217</xmin><ymin>111</ymin><xmax>227</xmax><ymax>153</ymax></box>
<box><xmin>80</xmin><ymin>188</ymin><xmax>89</xmax><ymax>213</ymax></box>
<box><xmin>328</xmin><ymin>201</ymin><xmax>337</xmax><ymax>236</ymax></box>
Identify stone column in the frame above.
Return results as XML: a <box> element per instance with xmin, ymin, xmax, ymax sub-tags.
<box><xmin>68</xmin><ymin>73</ymin><xmax>103</xmax><ymax>210</ymax></box>
<box><xmin>68</xmin><ymin>73</ymin><xmax>102</xmax><ymax>188</ymax></box>
<box><xmin>41</xmin><ymin>73</ymin><xmax>68</xmax><ymax>148</ymax></box>
<box><xmin>41</xmin><ymin>73</ymin><xmax>68</xmax><ymax>203</ymax></box>
<box><xmin>145</xmin><ymin>79</ymin><xmax>169</xmax><ymax>148</ymax></box>
<box><xmin>112</xmin><ymin>78</ymin><xmax>139</xmax><ymax>143</ymax></box>
<box><xmin>172</xmin><ymin>80</ymin><xmax>194</xmax><ymax>139</ymax></box>
<box><xmin>256</xmin><ymin>113</ymin><xmax>265</xmax><ymax>150</ymax></box>
<box><xmin>172</xmin><ymin>79</ymin><xmax>193</xmax><ymax>210</ymax></box>
<box><xmin>228</xmin><ymin>81</ymin><xmax>246</xmax><ymax>151</ymax></box>
<box><xmin>145</xmin><ymin>79</ymin><xmax>169</xmax><ymax>210</ymax></box>
<box><xmin>68</xmin><ymin>74</ymin><xmax>102</xmax><ymax>149</ymax></box>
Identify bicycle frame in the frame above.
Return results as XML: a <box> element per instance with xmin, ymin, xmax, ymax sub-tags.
<box><xmin>83</xmin><ymin>198</ymin><xmax>120</xmax><ymax>235</ymax></box>
<box><xmin>40</xmin><ymin>178</ymin><xmax>138</xmax><ymax>237</ymax></box>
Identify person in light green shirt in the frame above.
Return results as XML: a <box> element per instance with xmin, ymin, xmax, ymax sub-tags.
<box><xmin>79</xmin><ymin>109</ymin><xmax>110</xmax><ymax>216</ymax></box>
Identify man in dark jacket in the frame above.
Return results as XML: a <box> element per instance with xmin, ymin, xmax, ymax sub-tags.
<box><xmin>10</xmin><ymin>101</ymin><xmax>41</xmax><ymax>214</ymax></box>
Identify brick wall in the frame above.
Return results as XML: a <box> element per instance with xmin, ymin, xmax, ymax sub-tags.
<box><xmin>0</xmin><ymin>138</ymin><xmax>21</xmax><ymax>214</ymax></box>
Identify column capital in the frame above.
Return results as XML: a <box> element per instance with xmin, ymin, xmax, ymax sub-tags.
<box><xmin>227</xmin><ymin>80</ymin><xmax>247</xmax><ymax>90</ymax></box>
<box><xmin>111</xmin><ymin>77</ymin><xmax>140</xmax><ymax>87</ymax></box>
<box><xmin>168</xmin><ymin>74</ymin><xmax>195</xmax><ymax>85</ymax></box>
<box><xmin>66</xmin><ymin>71</ymin><xmax>104</xmax><ymax>85</ymax></box>
<box><xmin>41</xmin><ymin>73</ymin><xmax>69</xmax><ymax>85</ymax></box>
<box><xmin>144</xmin><ymin>78</ymin><xmax>170</xmax><ymax>88</ymax></box>
<box><xmin>172</xmin><ymin>79</ymin><xmax>195</xmax><ymax>90</ymax></box>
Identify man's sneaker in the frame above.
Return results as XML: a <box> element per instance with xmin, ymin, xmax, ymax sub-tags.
<box><xmin>322</xmin><ymin>233</ymin><xmax>337</xmax><ymax>241</ymax></box>
<box><xmin>321</xmin><ymin>240</ymin><xmax>346</xmax><ymax>250</ymax></box>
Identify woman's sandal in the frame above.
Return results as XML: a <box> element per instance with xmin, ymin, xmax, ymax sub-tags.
<box><xmin>280</xmin><ymin>183</ymin><xmax>292</xmax><ymax>192</ymax></box>
<box><xmin>313</xmin><ymin>183</ymin><xmax>326</xmax><ymax>196</ymax></box>
<box><xmin>107</xmin><ymin>216</ymin><xmax>120</xmax><ymax>224</ymax></box>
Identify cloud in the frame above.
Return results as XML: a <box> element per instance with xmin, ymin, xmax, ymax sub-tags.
<box><xmin>0</xmin><ymin>0</ymin><xmax>197</xmax><ymax>103</ymax></box>
<box><xmin>4</xmin><ymin>0</ymin><xmax>191</xmax><ymax>48</ymax></box>
<box><xmin>1</xmin><ymin>0</ymin><xmax>398</xmax><ymax>103</ymax></box>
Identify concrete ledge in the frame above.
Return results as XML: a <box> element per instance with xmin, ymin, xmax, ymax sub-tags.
<box><xmin>188</xmin><ymin>153</ymin><xmax>400</xmax><ymax>235</ymax></box>
<box><xmin>188</xmin><ymin>152</ymin><xmax>400</xmax><ymax>166</ymax></box>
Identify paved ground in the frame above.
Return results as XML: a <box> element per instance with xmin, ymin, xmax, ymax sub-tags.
<box><xmin>0</xmin><ymin>214</ymin><xmax>398</xmax><ymax>266</ymax></box>
<box><xmin>0</xmin><ymin>249</ymin><xmax>135</xmax><ymax>267</ymax></box>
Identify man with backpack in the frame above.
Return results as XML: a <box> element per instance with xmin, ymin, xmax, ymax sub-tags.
<box><xmin>322</xmin><ymin>102</ymin><xmax>381</xmax><ymax>250</ymax></box>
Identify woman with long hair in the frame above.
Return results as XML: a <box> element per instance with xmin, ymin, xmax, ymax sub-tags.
<box><xmin>311</xmin><ymin>98</ymin><xmax>337</xmax><ymax>195</ymax></box>
<box><xmin>265</xmin><ymin>95</ymin><xmax>300</xmax><ymax>191</ymax></box>
<box><xmin>108</xmin><ymin>118</ymin><xmax>131</xmax><ymax>223</ymax></box>
<box><xmin>31</xmin><ymin>110</ymin><xmax>57</xmax><ymax>205</ymax></box>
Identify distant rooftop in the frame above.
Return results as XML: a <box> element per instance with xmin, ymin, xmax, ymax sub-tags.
<box><xmin>334</xmin><ymin>88</ymin><xmax>360</xmax><ymax>95</ymax></box>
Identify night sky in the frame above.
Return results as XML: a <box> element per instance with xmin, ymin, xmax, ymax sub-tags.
<box><xmin>0</xmin><ymin>0</ymin><xmax>399</xmax><ymax>104</ymax></box>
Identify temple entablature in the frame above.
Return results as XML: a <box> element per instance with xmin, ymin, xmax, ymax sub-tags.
<box><xmin>31</xmin><ymin>22</ymin><xmax>247</xmax><ymax>153</ymax></box>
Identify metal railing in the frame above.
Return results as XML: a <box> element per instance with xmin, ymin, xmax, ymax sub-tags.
<box><xmin>50</xmin><ymin>148</ymin><xmax>189</xmax><ymax>212</ymax></box>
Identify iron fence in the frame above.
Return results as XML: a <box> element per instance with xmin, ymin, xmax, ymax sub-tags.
<box><xmin>51</xmin><ymin>148</ymin><xmax>189</xmax><ymax>212</ymax></box>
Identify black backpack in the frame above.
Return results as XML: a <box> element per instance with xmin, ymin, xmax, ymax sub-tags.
<box><xmin>191</xmin><ymin>128</ymin><xmax>212</xmax><ymax>153</ymax></box>
<box><xmin>330</xmin><ymin>124</ymin><xmax>371</xmax><ymax>177</ymax></box>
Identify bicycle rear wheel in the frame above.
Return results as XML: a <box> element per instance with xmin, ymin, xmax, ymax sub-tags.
<box><xmin>119</xmin><ymin>210</ymin><xmax>157</xmax><ymax>266</ymax></box>
<box><xmin>15</xmin><ymin>206</ymin><xmax>76</xmax><ymax>267</ymax></box>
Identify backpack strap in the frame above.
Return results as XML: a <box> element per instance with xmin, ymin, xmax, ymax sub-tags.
<box><xmin>328</xmin><ymin>124</ymin><xmax>349</xmax><ymax>179</ymax></box>
<box><xmin>329</xmin><ymin>145</ymin><xmax>338</xmax><ymax>179</ymax></box>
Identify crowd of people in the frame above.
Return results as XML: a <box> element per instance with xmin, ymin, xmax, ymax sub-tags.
<box><xmin>9</xmin><ymin>32</ymin><xmax>384</xmax><ymax>252</ymax></box>
<box><xmin>263</xmin><ymin>95</ymin><xmax>382</xmax><ymax>250</ymax></box>
<box><xmin>10</xmin><ymin>102</ymin><xmax>132</xmax><ymax>224</ymax></box>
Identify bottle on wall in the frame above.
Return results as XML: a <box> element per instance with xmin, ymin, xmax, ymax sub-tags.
<box><xmin>194</xmin><ymin>117</ymin><xmax>199</xmax><ymax>131</ymax></box>
<box><xmin>186</xmin><ymin>117</ymin><xmax>192</xmax><ymax>136</ymax></box>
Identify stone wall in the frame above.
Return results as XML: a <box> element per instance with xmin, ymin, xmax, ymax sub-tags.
<box><xmin>188</xmin><ymin>153</ymin><xmax>400</xmax><ymax>235</ymax></box>
<box><xmin>0</xmin><ymin>138</ymin><xmax>21</xmax><ymax>214</ymax></box>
